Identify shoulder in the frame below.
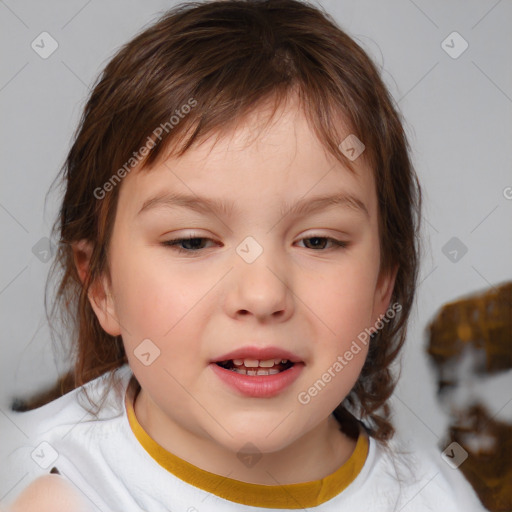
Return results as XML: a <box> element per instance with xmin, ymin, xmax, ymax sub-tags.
<box><xmin>2</xmin><ymin>366</ymin><xmax>134</xmax><ymax>507</ymax></box>
<box><xmin>367</xmin><ymin>435</ymin><xmax>487</xmax><ymax>511</ymax></box>
<box><xmin>11</xmin><ymin>365</ymin><xmax>133</xmax><ymax>437</ymax></box>
<box><xmin>4</xmin><ymin>475</ymin><xmax>94</xmax><ymax>512</ymax></box>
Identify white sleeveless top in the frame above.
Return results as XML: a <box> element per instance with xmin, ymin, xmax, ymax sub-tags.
<box><xmin>1</xmin><ymin>366</ymin><xmax>486</xmax><ymax>511</ymax></box>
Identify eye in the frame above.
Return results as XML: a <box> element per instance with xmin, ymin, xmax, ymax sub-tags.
<box><xmin>161</xmin><ymin>236</ymin><xmax>217</xmax><ymax>255</ymax></box>
<box><xmin>297</xmin><ymin>236</ymin><xmax>348</xmax><ymax>251</ymax></box>
<box><xmin>161</xmin><ymin>235</ymin><xmax>348</xmax><ymax>255</ymax></box>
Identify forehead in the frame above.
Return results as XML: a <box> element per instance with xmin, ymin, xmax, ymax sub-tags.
<box><xmin>116</xmin><ymin>99</ymin><xmax>377</xmax><ymax>222</ymax></box>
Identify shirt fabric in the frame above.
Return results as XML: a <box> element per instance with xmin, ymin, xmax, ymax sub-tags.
<box><xmin>2</xmin><ymin>365</ymin><xmax>487</xmax><ymax>511</ymax></box>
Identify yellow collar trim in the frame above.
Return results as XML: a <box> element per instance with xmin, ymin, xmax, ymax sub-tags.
<box><xmin>125</xmin><ymin>378</ymin><xmax>369</xmax><ymax>509</ymax></box>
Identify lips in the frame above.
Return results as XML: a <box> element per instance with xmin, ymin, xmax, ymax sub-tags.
<box><xmin>211</xmin><ymin>346</ymin><xmax>304</xmax><ymax>365</ymax></box>
<box><xmin>209</xmin><ymin>345</ymin><xmax>305</xmax><ymax>397</ymax></box>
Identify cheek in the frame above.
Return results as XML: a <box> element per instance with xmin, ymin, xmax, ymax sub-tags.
<box><xmin>304</xmin><ymin>259</ymin><xmax>379</xmax><ymax>336</ymax></box>
<box><xmin>297</xmin><ymin>253</ymin><xmax>379</xmax><ymax>407</ymax></box>
<box><xmin>109</xmin><ymin>248</ymin><xmax>214</xmax><ymax>348</ymax></box>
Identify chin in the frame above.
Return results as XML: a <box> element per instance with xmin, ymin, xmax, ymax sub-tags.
<box><xmin>205</xmin><ymin>418</ymin><xmax>301</xmax><ymax>455</ymax></box>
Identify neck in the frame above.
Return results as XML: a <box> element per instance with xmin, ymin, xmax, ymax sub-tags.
<box><xmin>132</xmin><ymin>386</ymin><xmax>358</xmax><ymax>485</ymax></box>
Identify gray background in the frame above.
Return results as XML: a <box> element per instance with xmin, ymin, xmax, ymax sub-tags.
<box><xmin>1</xmin><ymin>0</ymin><xmax>511</xmax><ymax>503</ymax></box>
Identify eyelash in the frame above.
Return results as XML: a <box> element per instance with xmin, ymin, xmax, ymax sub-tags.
<box><xmin>161</xmin><ymin>235</ymin><xmax>348</xmax><ymax>255</ymax></box>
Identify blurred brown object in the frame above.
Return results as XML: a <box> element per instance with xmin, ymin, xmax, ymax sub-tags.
<box><xmin>427</xmin><ymin>281</ymin><xmax>512</xmax><ymax>512</ymax></box>
<box><xmin>428</xmin><ymin>281</ymin><xmax>512</xmax><ymax>379</ymax></box>
<box><xmin>450</xmin><ymin>405</ymin><xmax>512</xmax><ymax>512</ymax></box>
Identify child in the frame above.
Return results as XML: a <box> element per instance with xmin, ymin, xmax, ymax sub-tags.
<box><xmin>3</xmin><ymin>0</ymin><xmax>486</xmax><ymax>510</ymax></box>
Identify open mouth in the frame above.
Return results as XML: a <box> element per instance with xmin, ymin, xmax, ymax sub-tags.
<box><xmin>215</xmin><ymin>358</ymin><xmax>295</xmax><ymax>376</ymax></box>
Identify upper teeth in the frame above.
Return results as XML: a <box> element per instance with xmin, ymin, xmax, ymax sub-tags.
<box><xmin>232</xmin><ymin>358</ymin><xmax>289</xmax><ymax>367</ymax></box>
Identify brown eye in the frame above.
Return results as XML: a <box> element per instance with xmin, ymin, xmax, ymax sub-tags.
<box><xmin>298</xmin><ymin>237</ymin><xmax>348</xmax><ymax>250</ymax></box>
<box><xmin>161</xmin><ymin>237</ymin><xmax>216</xmax><ymax>254</ymax></box>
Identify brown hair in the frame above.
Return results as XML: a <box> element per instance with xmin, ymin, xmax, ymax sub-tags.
<box><xmin>45</xmin><ymin>0</ymin><xmax>421</xmax><ymax>443</ymax></box>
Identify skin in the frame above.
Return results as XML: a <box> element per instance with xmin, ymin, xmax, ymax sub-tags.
<box><xmin>6</xmin><ymin>475</ymin><xmax>93</xmax><ymax>512</ymax></box>
<box><xmin>78</xmin><ymin>95</ymin><xmax>397</xmax><ymax>485</ymax></box>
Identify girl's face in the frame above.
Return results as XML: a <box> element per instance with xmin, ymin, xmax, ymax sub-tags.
<box><xmin>90</xmin><ymin>98</ymin><xmax>396</xmax><ymax>455</ymax></box>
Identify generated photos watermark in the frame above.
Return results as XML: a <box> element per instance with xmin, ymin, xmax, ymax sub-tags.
<box><xmin>297</xmin><ymin>301</ymin><xmax>402</xmax><ymax>405</ymax></box>
<box><xmin>93</xmin><ymin>97</ymin><xmax>197</xmax><ymax>200</ymax></box>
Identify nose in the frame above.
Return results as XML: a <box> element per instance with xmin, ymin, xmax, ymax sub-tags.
<box><xmin>224</xmin><ymin>248</ymin><xmax>294</xmax><ymax>323</ymax></box>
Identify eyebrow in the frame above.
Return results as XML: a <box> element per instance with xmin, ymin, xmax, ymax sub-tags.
<box><xmin>137</xmin><ymin>191</ymin><xmax>369</xmax><ymax>219</ymax></box>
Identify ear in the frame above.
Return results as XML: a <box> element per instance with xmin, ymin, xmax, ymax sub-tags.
<box><xmin>72</xmin><ymin>239</ymin><xmax>121</xmax><ymax>337</ymax></box>
<box><xmin>372</xmin><ymin>263</ymin><xmax>399</xmax><ymax>322</ymax></box>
